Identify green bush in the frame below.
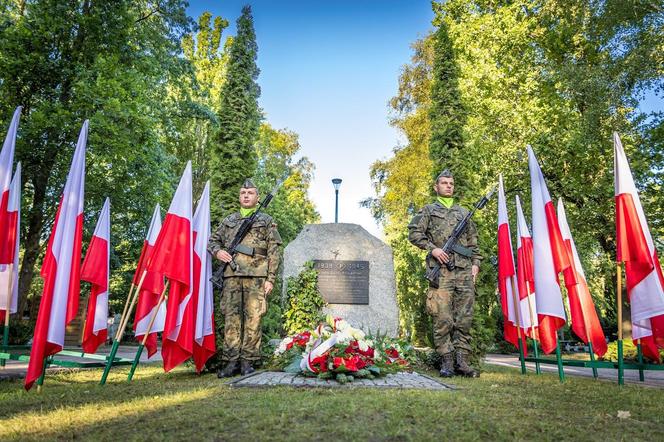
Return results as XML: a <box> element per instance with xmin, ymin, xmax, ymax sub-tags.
<box><xmin>603</xmin><ymin>340</ymin><xmax>664</xmax><ymax>362</ymax></box>
<box><xmin>2</xmin><ymin>319</ymin><xmax>34</xmax><ymax>345</ymax></box>
<box><xmin>282</xmin><ymin>262</ymin><xmax>325</xmax><ymax>335</ymax></box>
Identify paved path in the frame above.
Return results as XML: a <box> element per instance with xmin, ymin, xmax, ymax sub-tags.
<box><xmin>484</xmin><ymin>353</ymin><xmax>664</xmax><ymax>388</ymax></box>
<box><xmin>230</xmin><ymin>370</ymin><xmax>453</xmax><ymax>390</ymax></box>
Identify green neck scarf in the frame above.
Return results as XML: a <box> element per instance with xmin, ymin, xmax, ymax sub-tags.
<box><xmin>436</xmin><ymin>197</ymin><xmax>454</xmax><ymax>208</ymax></box>
<box><xmin>240</xmin><ymin>207</ymin><xmax>257</xmax><ymax>218</ymax></box>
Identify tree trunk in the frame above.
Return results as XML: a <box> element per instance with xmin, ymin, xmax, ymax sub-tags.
<box><xmin>16</xmin><ymin>170</ymin><xmax>52</xmax><ymax>318</ymax></box>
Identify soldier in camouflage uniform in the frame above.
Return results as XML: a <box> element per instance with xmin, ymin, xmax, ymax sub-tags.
<box><xmin>408</xmin><ymin>170</ymin><xmax>482</xmax><ymax>378</ymax></box>
<box><xmin>208</xmin><ymin>179</ymin><xmax>282</xmax><ymax>377</ymax></box>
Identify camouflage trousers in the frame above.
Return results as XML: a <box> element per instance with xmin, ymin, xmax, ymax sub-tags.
<box><xmin>220</xmin><ymin>276</ymin><xmax>268</xmax><ymax>363</ymax></box>
<box><xmin>426</xmin><ymin>267</ymin><xmax>475</xmax><ymax>355</ymax></box>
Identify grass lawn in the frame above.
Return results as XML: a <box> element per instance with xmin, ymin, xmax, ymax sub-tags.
<box><xmin>1</xmin><ymin>363</ymin><xmax>663</xmax><ymax>441</ymax></box>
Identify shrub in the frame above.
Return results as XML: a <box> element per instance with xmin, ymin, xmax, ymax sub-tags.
<box><xmin>282</xmin><ymin>261</ymin><xmax>325</xmax><ymax>335</ymax></box>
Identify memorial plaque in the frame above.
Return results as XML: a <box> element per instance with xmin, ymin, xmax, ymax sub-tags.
<box><xmin>313</xmin><ymin>260</ymin><xmax>369</xmax><ymax>304</ymax></box>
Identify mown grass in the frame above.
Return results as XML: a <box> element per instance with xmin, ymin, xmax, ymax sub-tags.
<box><xmin>1</xmin><ymin>363</ymin><xmax>663</xmax><ymax>441</ymax></box>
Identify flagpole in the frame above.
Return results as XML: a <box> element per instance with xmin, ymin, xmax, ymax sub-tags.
<box><xmin>100</xmin><ymin>270</ymin><xmax>148</xmax><ymax>385</ymax></box>
<box><xmin>617</xmin><ymin>263</ymin><xmax>624</xmax><ymax>386</ymax></box>
<box><xmin>636</xmin><ymin>339</ymin><xmax>644</xmax><ymax>382</ymax></box>
<box><xmin>554</xmin><ymin>335</ymin><xmax>565</xmax><ymax>382</ymax></box>
<box><xmin>127</xmin><ymin>282</ymin><xmax>169</xmax><ymax>382</ymax></box>
<box><xmin>116</xmin><ymin>270</ymin><xmax>147</xmax><ymax>341</ymax></box>
<box><xmin>509</xmin><ymin>278</ymin><xmax>526</xmax><ymax>374</ymax></box>
<box><xmin>525</xmin><ymin>287</ymin><xmax>541</xmax><ymax>375</ymax></box>
<box><xmin>1</xmin><ymin>264</ymin><xmax>13</xmax><ymax>368</ymax></box>
<box><xmin>581</xmin><ymin>311</ymin><xmax>598</xmax><ymax>379</ymax></box>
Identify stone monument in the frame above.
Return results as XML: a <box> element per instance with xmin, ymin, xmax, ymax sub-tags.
<box><xmin>282</xmin><ymin>223</ymin><xmax>399</xmax><ymax>336</ymax></box>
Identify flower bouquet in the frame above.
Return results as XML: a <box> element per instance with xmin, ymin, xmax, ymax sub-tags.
<box><xmin>273</xmin><ymin>315</ymin><xmax>411</xmax><ymax>383</ymax></box>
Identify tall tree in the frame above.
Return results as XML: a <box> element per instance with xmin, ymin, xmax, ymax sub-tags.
<box><xmin>0</xmin><ymin>0</ymin><xmax>192</xmax><ymax>316</ymax></box>
<box><xmin>428</xmin><ymin>17</ymin><xmax>466</xmax><ymax>185</ymax></box>
<box><xmin>172</xmin><ymin>12</ymin><xmax>230</xmax><ymax>196</ymax></box>
<box><xmin>209</xmin><ymin>5</ymin><xmax>261</xmax><ymax>221</ymax></box>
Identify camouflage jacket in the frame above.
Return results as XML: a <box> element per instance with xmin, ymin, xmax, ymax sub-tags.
<box><xmin>407</xmin><ymin>201</ymin><xmax>482</xmax><ymax>269</ymax></box>
<box><xmin>207</xmin><ymin>211</ymin><xmax>282</xmax><ymax>283</ymax></box>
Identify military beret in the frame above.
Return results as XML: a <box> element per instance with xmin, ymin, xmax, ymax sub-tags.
<box><xmin>241</xmin><ymin>178</ymin><xmax>258</xmax><ymax>191</ymax></box>
<box><xmin>436</xmin><ymin>169</ymin><xmax>453</xmax><ymax>181</ymax></box>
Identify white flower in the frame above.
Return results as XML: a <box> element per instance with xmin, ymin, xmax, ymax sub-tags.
<box><xmin>336</xmin><ymin>319</ymin><xmax>350</xmax><ymax>331</ymax></box>
<box><xmin>358</xmin><ymin>340</ymin><xmax>369</xmax><ymax>352</ymax></box>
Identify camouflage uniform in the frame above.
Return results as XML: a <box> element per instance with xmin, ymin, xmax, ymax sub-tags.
<box><xmin>208</xmin><ymin>211</ymin><xmax>282</xmax><ymax>364</ymax></box>
<box><xmin>407</xmin><ymin>201</ymin><xmax>482</xmax><ymax>357</ymax></box>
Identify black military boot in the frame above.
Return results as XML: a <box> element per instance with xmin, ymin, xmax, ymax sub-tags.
<box><xmin>455</xmin><ymin>351</ymin><xmax>480</xmax><ymax>378</ymax></box>
<box><xmin>217</xmin><ymin>361</ymin><xmax>238</xmax><ymax>378</ymax></box>
<box><xmin>439</xmin><ymin>353</ymin><xmax>455</xmax><ymax>378</ymax></box>
<box><xmin>240</xmin><ymin>360</ymin><xmax>255</xmax><ymax>376</ymax></box>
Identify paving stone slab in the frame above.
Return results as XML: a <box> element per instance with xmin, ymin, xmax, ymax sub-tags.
<box><xmin>229</xmin><ymin>371</ymin><xmax>454</xmax><ymax>390</ymax></box>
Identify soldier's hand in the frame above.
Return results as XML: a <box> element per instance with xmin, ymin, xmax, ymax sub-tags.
<box><xmin>472</xmin><ymin>265</ymin><xmax>480</xmax><ymax>283</ymax></box>
<box><xmin>432</xmin><ymin>248</ymin><xmax>450</xmax><ymax>264</ymax></box>
<box><xmin>216</xmin><ymin>250</ymin><xmax>233</xmax><ymax>263</ymax></box>
<box><xmin>264</xmin><ymin>281</ymin><xmax>274</xmax><ymax>296</ymax></box>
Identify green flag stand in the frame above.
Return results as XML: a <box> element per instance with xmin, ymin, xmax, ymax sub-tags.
<box><xmin>100</xmin><ymin>270</ymin><xmax>148</xmax><ymax>385</ymax></box>
<box><xmin>1</xmin><ymin>263</ymin><xmax>14</xmax><ymax>368</ymax></box>
<box><xmin>523</xmin><ymin>263</ymin><xmax>664</xmax><ymax>384</ymax></box>
<box><xmin>509</xmin><ymin>279</ymin><xmax>527</xmax><ymax>375</ymax></box>
<box><xmin>127</xmin><ymin>282</ymin><xmax>168</xmax><ymax>382</ymax></box>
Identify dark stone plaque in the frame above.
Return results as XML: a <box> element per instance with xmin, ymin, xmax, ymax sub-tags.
<box><xmin>313</xmin><ymin>260</ymin><xmax>369</xmax><ymax>305</ymax></box>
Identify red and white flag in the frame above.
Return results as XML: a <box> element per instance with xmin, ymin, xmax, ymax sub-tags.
<box><xmin>614</xmin><ymin>132</ymin><xmax>664</xmax><ymax>361</ymax></box>
<box><xmin>192</xmin><ymin>181</ymin><xmax>215</xmax><ymax>372</ymax></box>
<box><xmin>25</xmin><ymin>121</ymin><xmax>87</xmax><ymax>390</ymax></box>
<box><xmin>0</xmin><ymin>163</ymin><xmax>21</xmax><ymax>322</ymax></box>
<box><xmin>515</xmin><ymin>195</ymin><xmax>538</xmax><ymax>337</ymax></box>
<box><xmin>497</xmin><ymin>175</ymin><xmax>523</xmax><ymax>352</ymax></box>
<box><xmin>133</xmin><ymin>204</ymin><xmax>166</xmax><ymax>358</ymax></box>
<box><xmin>557</xmin><ymin>198</ymin><xmax>607</xmax><ymax>357</ymax></box>
<box><xmin>528</xmin><ymin>146</ymin><xmax>575</xmax><ymax>354</ymax></box>
<box><xmin>0</xmin><ymin>106</ymin><xmax>21</xmax><ymax>264</ymax></box>
<box><xmin>147</xmin><ymin>161</ymin><xmax>193</xmax><ymax>372</ymax></box>
<box><xmin>80</xmin><ymin>197</ymin><xmax>110</xmax><ymax>354</ymax></box>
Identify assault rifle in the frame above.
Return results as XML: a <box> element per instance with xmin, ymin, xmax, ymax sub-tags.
<box><xmin>424</xmin><ymin>185</ymin><xmax>497</xmax><ymax>289</ymax></box>
<box><xmin>210</xmin><ymin>179</ymin><xmax>284</xmax><ymax>290</ymax></box>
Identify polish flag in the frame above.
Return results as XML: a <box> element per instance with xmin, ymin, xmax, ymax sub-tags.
<box><xmin>557</xmin><ymin>198</ymin><xmax>607</xmax><ymax>357</ymax></box>
<box><xmin>192</xmin><ymin>182</ymin><xmax>215</xmax><ymax>372</ymax></box>
<box><xmin>515</xmin><ymin>195</ymin><xmax>538</xmax><ymax>337</ymax></box>
<box><xmin>25</xmin><ymin>121</ymin><xmax>87</xmax><ymax>390</ymax></box>
<box><xmin>528</xmin><ymin>146</ymin><xmax>574</xmax><ymax>354</ymax></box>
<box><xmin>0</xmin><ymin>163</ymin><xmax>21</xmax><ymax>321</ymax></box>
<box><xmin>614</xmin><ymin>132</ymin><xmax>664</xmax><ymax>361</ymax></box>
<box><xmin>133</xmin><ymin>204</ymin><xmax>166</xmax><ymax>358</ymax></box>
<box><xmin>0</xmin><ymin>107</ymin><xmax>21</xmax><ymax>264</ymax></box>
<box><xmin>80</xmin><ymin>198</ymin><xmax>110</xmax><ymax>354</ymax></box>
<box><xmin>147</xmin><ymin>161</ymin><xmax>193</xmax><ymax>371</ymax></box>
<box><xmin>497</xmin><ymin>175</ymin><xmax>522</xmax><ymax>352</ymax></box>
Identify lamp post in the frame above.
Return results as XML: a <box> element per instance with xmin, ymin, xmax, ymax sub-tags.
<box><xmin>332</xmin><ymin>178</ymin><xmax>342</xmax><ymax>223</ymax></box>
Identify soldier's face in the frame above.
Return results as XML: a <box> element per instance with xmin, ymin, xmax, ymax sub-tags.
<box><xmin>239</xmin><ymin>187</ymin><xmax>259</xmax><ymax>208</ymax></box>
<box><xmin>434</xmin><ymin>177</ymin><xmax>454</xmax><ymax>197</ymax></box>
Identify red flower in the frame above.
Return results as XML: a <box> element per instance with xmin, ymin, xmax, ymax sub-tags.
<box><xmin>343</xmin><ymin>356</ymin><xmax>359</xmax><ymax>372</ymax></box>
<box><xmin>311</xmin><ymin>354</ymin><xmax>328</xmax><ymax>373</ymax></box>
<box><xmin>385</xmin><ymin>348</ymin><xmax>400</xmax><ymax>359</ymax></box>
<box><xmin>286</xmin><ymin>341</ymin><xmax>294</xmax><ymax>350</ymax></box>
<box><xmin>293</xmin><ymin>331</ymin><xmax>311</xmax><ymax>348</ymax></box>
